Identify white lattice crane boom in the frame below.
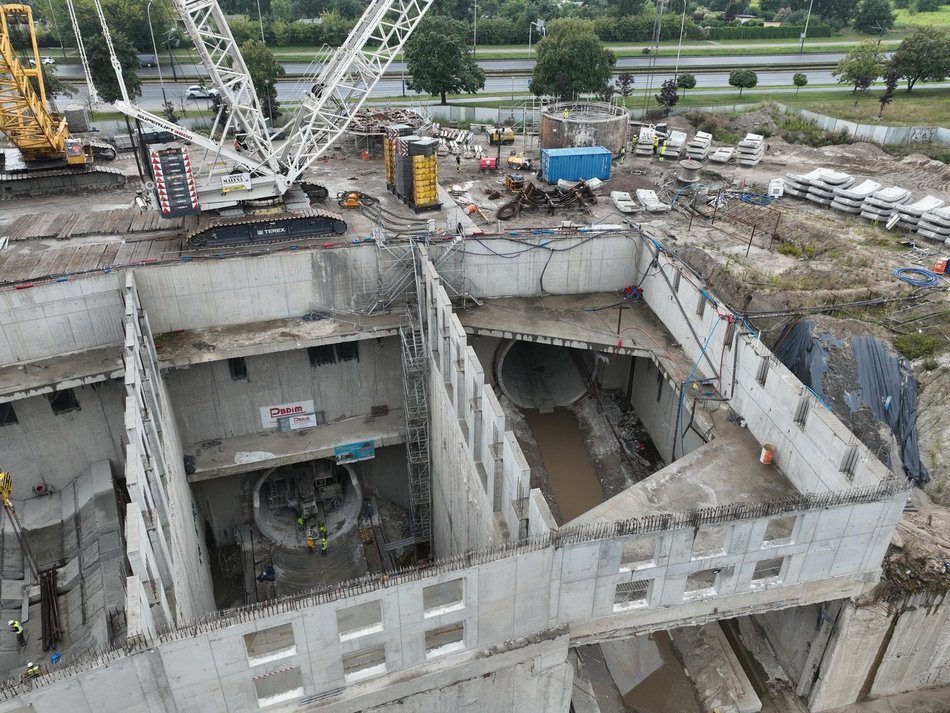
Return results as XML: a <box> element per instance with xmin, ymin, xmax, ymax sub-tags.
<box><xmin>89</xmin><ymin>0</ymin><xmax>436</xmax><ymax>212</ymax></box>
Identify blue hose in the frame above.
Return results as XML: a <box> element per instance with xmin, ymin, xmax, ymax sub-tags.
<box><xmin>894</xmin><ymin>267</ymin><xmax>940</xmax><ymax>287</ymax></box>
<box><xmin>741</xmin><ymin>192</ymin><xmax>772</xmax><ymax>205</ymax></box>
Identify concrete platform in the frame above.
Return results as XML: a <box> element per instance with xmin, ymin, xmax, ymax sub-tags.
<box><xmin>0</xmin><ymin>346</ymin><xmax>123</xmax><ymax>403</ymax></box>
<box><xmin>569</xmin><ymin>412</ymin><xmax>798</xmax><ymax>526</ymax></box>
<box><xmin>155</xmin><ymin>312</ymin><xmax>403</xmax><ymax>367</ymax></box>
<box><xmin>456</xmin><ymin>293</ymin><xmax>692</xmax><ymax>383</ymax></box>
<box><xmin>187</xmin><ymin>410</ymin><xmax>405</xmax><ymax>482</ymax></box>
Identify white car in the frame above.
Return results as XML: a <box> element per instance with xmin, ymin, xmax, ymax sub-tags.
<box><xmin>185</xmin><ymin>85</ymin><xmax>219</xmax><ymax>100</ymax></box>
<box><xmin>27</xmin><ymin>57</ymin><xmax>56</xmax><ymax>66</ymax></box>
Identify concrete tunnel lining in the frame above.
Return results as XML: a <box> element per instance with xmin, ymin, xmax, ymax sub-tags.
<box><xmin>496</xmin><ymin>340</ymin><xmax>590</xmax><ymax>410</ymax></box>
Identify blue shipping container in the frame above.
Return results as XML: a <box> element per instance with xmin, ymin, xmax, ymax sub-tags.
<box><xmin>540</xmin><ymin>146</ymin><xmax>612</xmax><ymax>184</ymax></box>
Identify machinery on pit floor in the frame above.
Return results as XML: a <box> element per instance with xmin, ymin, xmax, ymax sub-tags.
<box><xmin>82</xmin><ymin>0</ymin><xmax>438</xmax><ymax>246</ymax></box>
<box><xmin>487</xmin><ymin>127</ymin><xmax>516</xmax><ymax>146</ymax></box>
<box><xmin>0</xmin><ymin>4</ymin><xmax>123</xmax><ymax>196</ymax></box>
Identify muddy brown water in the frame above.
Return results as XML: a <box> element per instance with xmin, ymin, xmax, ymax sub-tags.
<box><xmin>612</xmin><ymin>631</ymin><xmax>703</xmax><ymax>713</ymax></box>
<box><xmin>524</xmin><ymin>407</ymin><xmax>604</xmax><ymax>522</ymax></box>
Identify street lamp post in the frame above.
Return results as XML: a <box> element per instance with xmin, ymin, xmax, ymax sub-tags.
<box><xmin>528</xmin><ymin>19</ymin><xmax>545</xmax><ymax>51</ymax></box>
<box><xmin>472</xmin><ymin>0</ymin><xmax>477</xmax><ymax>59</ymax></box>
<box><xmin>799</xmin><ymin>0</ymin><xmax>814</xmax><ymax>53</ymax></box>
<box><xmin>146</xmin><ymin>1</ymin><xmax>168</xmax><ymax>108</ymax></box>
<box><xmin>256</xmin><ymin>0</ymin><xmax>266</xmax><ymax>42</ymax></box>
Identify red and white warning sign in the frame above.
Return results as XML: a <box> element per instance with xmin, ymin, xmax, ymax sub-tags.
<box><xmin>150</xmin><ymin>147</ymin><xmax>200</xmax><ymax>218</ymax></box>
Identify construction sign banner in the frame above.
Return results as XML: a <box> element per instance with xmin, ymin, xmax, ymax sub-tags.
<box><xmin>334</xmin><ymin>441</ymin><xmax>376</xmax><ymax>463</ymax></box>
<box><xmin>260</xmin><ymin>399</ymin><xmax>315</xmax><ymax>429</ymax></box>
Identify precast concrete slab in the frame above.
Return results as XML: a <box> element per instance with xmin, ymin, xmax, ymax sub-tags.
<box><xmin>456</xmin><ymin>293</ymin><xmax>692</xmax><ymax>384</ymax></box>
<box><xmin>155</xmin><ymin>313</ymin><xmax>403</xmax><ymax>367</ymax></box>
<box><xmin>569</xmin><ymin>408</ymin><xmax>798</xmax><ymax>526</ymax></box>
<box><xmin>0</xmin><ymin>345</ymin><xmax>123</xmax><ymax>403</ymax></box>
<box><xmin>186</xmin><ymin>410</ymin><xmax>405</xmax><ymax>482</ymax></box>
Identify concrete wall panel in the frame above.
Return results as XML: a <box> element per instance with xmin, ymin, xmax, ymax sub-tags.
<box><xmin>0</xmin><ymin>381</ymin><xmax>125</xmax><ymax>496</ymax></box>
<box><xmin>0</xmin><ymin>275</ymin><xmax>123</xmax><ymax>365</ymax></box>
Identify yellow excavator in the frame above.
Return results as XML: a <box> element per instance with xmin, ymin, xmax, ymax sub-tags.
<box><xmin>0</xmin><ymin>4</ymin><xmax>123</xmax><ymax>195</ymax></box>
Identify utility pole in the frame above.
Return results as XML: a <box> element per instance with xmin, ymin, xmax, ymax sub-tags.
<box><xmin>799</xmin><ymin>0</ymin><xmax>814</xmax><ymax>53</ymax></box>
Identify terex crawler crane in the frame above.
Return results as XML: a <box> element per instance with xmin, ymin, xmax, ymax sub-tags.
<box><xmin>89</xmin><ymin>0</ymin><xmax>437</xmax><ymax>246</ymax></box>
<box><xmin>0</xmin><ymin>4</ymin><xmax>122</xmax><ymax>195</ymax></box>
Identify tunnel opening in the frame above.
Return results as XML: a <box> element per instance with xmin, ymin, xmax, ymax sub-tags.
<box><xmin>491</xmin><ymin>339</ymin><xmax>669</xmax><ymax>525</ymax></box>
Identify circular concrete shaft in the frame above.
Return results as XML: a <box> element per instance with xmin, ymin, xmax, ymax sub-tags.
<box><xmin>496</xmin><ymin>341</ymin><xmax>589</xmax><ymax>410</ymax></box>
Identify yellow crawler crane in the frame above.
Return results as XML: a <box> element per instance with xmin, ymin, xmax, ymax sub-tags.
<box><xmin>0</xmin><ymin>3</ymin><xmax>122</xmax><ymax>195</ymax></box>
<box><xmin>0</xmin><ymin>4</ymin><xmax>85</xmax><ymax>164</ymax></box>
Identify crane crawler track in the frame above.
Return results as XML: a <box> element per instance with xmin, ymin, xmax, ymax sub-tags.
<box><xmin>0</xmin><ymin>165</ymin><xmax>126</xmax><ymax>198</ymax></box>
<box><xmin>187</xmin><ymin>209</ymin><xmax>348</xmax><ymax>249</ymax></box>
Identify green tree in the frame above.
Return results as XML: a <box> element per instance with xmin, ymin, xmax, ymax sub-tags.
<box><xmin>890</xmin><ymin>26</ymin><xmax>950</xmax><ymax>91</ymax></box>
<box><xmin>834</xmin><ymin>39</ymin><xmax>884</xmax><ymax>101</ymax></box>
<box><xmin>728</xmin><ymin>69</ymin><xmax>758</xmax><ymax>96</ymax></box>
<box><xmin>676</xmin><ymin>73</ymin><xmax>696</xmax><ymax>97</ymax></box>
<box><xmin>240</xmin><ymin>38</ymin><xmax>285</xmax><ymax>120</ymax></box>
<box><xmin>853</xmin><ymin>0</ymin><xmax>895</xmax><ymax>33</ymax></box>
<box><xmin>530</xmin><ymin>18</ymin><xmax>616</xmax><ymax>100</ymax></box>
<box><xmin>86</xmin><ymin>31</ymin><xmax>141</xmax><ymax>103</ymax></box>
<box><xmin>878</xmin><ymin>67</ymin><xmax>899</xmax><ymax>117</ymax></box>
<box><xmin>613</xmin><ymin>71</ymin><xmax>635</xmax><ymax>103</ymax></box>
<box><xmin>271</xmin><ymin>0</ymin><xmax>293</xmax><ymax>20</ymax></box>
<box><xmin>793</xmin><ymin>72</ymin><xmax>808</xmax><ymax>94</ymax></box>
<box><xmin>33</xmin><ymin>64</ymin><xmax>76</xmax><ymax>100</ymax></box>
<box><xmin>654</xmin><ymin>78</ymin><xmax>678</xmax><ymax>114</ymax></box>
<box><xmin>404</xmin><ymin>16</ymin><xmax>485</xmax><ymax>105</ymax></box>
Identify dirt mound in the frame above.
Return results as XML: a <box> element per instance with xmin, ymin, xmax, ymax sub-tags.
<box><xmin>730</xmin><ymin>108</ymin><xmax>779</xmax><ymax>137</ymax></box>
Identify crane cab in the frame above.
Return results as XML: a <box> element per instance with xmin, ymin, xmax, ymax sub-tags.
<box><xmin>63</xmin><ymin>138</ymin><xmax>89</xmax><ymax>165</ymax></box>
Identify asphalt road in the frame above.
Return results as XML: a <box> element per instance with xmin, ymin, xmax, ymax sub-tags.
<box><xmin>66</xmin><ymin>67</ymin><xmax>842</xmax><ymax>108</ymax></box>
<box><xmin>54</xmin><ymin>50</ymin><xmax>863</xmax><ymax>82</ymax></box>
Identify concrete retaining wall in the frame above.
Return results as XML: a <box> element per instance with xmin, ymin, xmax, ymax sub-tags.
<box><xmin>0</xmin><ymin>382</ymin><xmax>125</xmax><ymax>497</ymax></box>
<box><xmin>0</xmin><ymin>274</ymin><xmax>123</xmax><ymax>365</ymax></box>
<box><xmin>0</xmin><ymin>472</ymin><xmax>904</xmax><ymax>712</ymax></box>
<box><xmin>133</xmin><ymin>248</ymin><xmax>380</xmax><ymax>334</ymax></box>
<box><xmin>455</xmin><ymin>233</ymin><xmax>638</xmax><ymax>299</ymax></box>
<box><xmin>423</xmin><ymin>259</ymin><xmax>539</xmax><ymax>552</ymax></box>
<box><xmin>123</xmin><ymin>274</ymin><xmax>215</xmax><ymax>628</ymax></box>
<box><xmin>165</xmin><ymin>337</ymin><xmax>404</xmax><ymax>445</ymax></box>
<box><xmin>633</xmin><ymin>238</ymin><xmax>894</xmax><ymax>493</ymax></box>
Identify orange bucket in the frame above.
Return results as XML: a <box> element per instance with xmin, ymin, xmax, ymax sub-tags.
<box><xmin>360</xmin><ymin>149</ymin><xmax>370</xmax><ymax>161</ymax></box>
<box><xmin>933</xmin><ymin>258</ymin><xmax>948</xmax><ymax>275</ymax></box>
<box><xmin>760</xmin><ymin>444</ymin><xmax>775</xmax><ymax>465</ymax></box>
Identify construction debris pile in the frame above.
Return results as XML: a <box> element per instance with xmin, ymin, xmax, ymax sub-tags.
<box><xmin>348</xmin><ymin>107</ymin><xmax>426</xmax><ymax>135</ymax></box>
<box><xmin>877</xmin><ymin>508</ymin><xmax>950</xmax><ymax>602</ymax></box>
<box><xmin>496</xmin><ymin>181</ymin><xmax>598</xmax><ymax>221</ymax></box>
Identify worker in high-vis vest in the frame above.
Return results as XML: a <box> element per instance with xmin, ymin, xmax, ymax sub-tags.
<box><xmin>24</xmin><ymin>662</ymin><xmax>40</xmax><ymax>679</ymax></box>
<box><xmin>8</xmin><ymin>619</ymin><xmax>24</xmax><ymax>646</ymax></box>
<box><xmin>321</xmin><ymin>536</ymin><xmax>329</xmax><ymax>556</ymax></box>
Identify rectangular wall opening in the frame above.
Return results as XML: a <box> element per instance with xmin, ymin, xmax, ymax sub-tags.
<box><xmin>336</xmin><ymin>600</ymin><xmax>383</xmax><ymax>641</ymax></box>
<box><xmin>423</xmin><ymin>578</ymin><xmax>464</xmax><ymax>617</ymax></box>
<box><xmin>244</xmin><ymin>623</ymin><xmax>297</xmax><ymax>666</ymax></box>
<box><xmin>335</xmin><ymin>341</ymin><xmax>359</xmax><ymax>362</ymax></box>
<box><xmin>620</xmin><ymin>537</ymin><xmax>656</xmax><ymax>571</ymax></box>
<box><xmin>692</xmin><ymin>525</ymin><xmax>727</xmax><ymax>558</ymax></box>
<box><xmin>763</xmin><ymin>515</ymin><xmax>796</xmax><ymax>545</ymax></box>
<box><xmin>752</xmin><ymin>557</ymin><xmax>785</xmax><ymax>584</ymax></box>
<box><xmin>424</xmin><ymin>622</ymin><xmax>465</xmax><ymax>658</ymax></box>
<box><xmin>228</xmin><ymin>357</ymin><xmax>248</xmax><ymax>381</ymax></box>
<box><xmin>685</xmin><ymin>569</ymin><xmax>718</xmax><ymax>597</ymax></box>
<box><xmin>253</xmin><ymin>666</ymin><xmax>303</xmax><ymax>708</ymax></box>
<box><xmin>0</xmin><ymin>402</ymin><xmax>18</xmax><ymax>426</ymax></box>
<box><xmin>47</xmin><ymin>388</ymin><xmax>80</xmax><ymax>414</ymax></box>
<box><xmin>614</xmin><ymin>580</ymin><xmax>651</xmax><ymax>611</ymax></box>
<box><xmin>308</xmin><ymin>344</ymin><xmax>335</xmax><ymax>366</ymax></box>
<box><xmin>342</xmin><ymin>645</ymin><xmax>386</xmax><ymax>683</ymax></box>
